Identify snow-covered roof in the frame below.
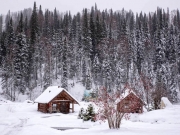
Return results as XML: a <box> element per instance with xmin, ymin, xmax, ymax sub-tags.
<box><xmin>34</xmin><ymin>86</ymin><xmax>79</xmax><ymax>104</ymax></box>
<box><xmin>122</xmin><ymin>89</ymin><xmax>135</xmax><ymax>98</ymax></box>
<box><xmin>115</xmin><ymin>89</ymin><xmax>140</xmax><ymax>104</ymax></box>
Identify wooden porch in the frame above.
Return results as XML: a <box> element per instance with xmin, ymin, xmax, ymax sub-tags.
<box><xmin>48</xmin><ymin>100</ymin><xmax>75</xmax><ymax>114</ymax></box>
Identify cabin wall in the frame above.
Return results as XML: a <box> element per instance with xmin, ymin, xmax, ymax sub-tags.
<box><xmin>117</xmin><ymin>94</ymin><xmax>143</xmax><ymax>113</ymax></box>
<box><xmin>38</xmin><ymin>103</ymin><xmax>49</xmax><ymax>113</ymax></box>
<box><xmin>49</xmin><ymin>101</ymin><xmax>70</xmax><ymax>114</ymax></box>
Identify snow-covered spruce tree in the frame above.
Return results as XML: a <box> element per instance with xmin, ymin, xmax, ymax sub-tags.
<box><xmin>82</xmin><ymin>57</ymin><xmax>87</xmax><ymax>86</ymax></box>
<box><xmin>56</xmin><ymin>27</ymin><xmax>64</xmax><ymax>78</ymax></box>
<box><xmin>90</xmin><ymin>6</ymin><xmax>96</xmax><ymax>60</ymax></box>
<box><xmin>102</xmin><ymin>57</ymin><xmax>112</xmax><ymax>92</ymax></box>
<box><xmin>177</xmin><ymin>33</ymin><xmax>180</xmax><ymax>100</ymax></box>
<box><xmin>141</xmin><ymin>15</ymin><xmax>154</xmax><ymax>94</ymax></box>
<box><xmin>43</xmin><ymin>10</ymin><xmax>52</xmax><ymax>90</ymax></box>
<box><xmin>135</xmin><ymin>17</ymin><xmax>144</xmax><ymax>75</ymax></box>
<box><xmin>53</xmin><ymin>8</ymin><xmax>59</xmax><ymax>33</ymax></box>
<box><xmin>3</xmin><ymin>18</ymin><xmax>16</xmax><ymax>101</ymax></box>
<box><xmin>118</xmin><ymin>16</ymin><xmax>130</xmax><ymax>83</ymax></box>
<box><xmin>38</xmin><ymin>5</ymin><xmax>44</xmax><ymax>34</ymax></box>
<box><xmin>108</xmin><ymin>38</ymin><xmax>116</xmax><ymax>89</ymax></box>
<box><xmin>61</xmin><ymin>37</ymin><xmax>68</xmax><ymax>90</ymax></box>
<box><xmin>86</xmin><ymin>69</ymin><xmax>92</xmax><ymax>90</ymax></box>
<box><xmin>95</xmin><ymin>14</ymin><xmax>104</xmax><ymax>49</ymax></box>
<box><xmin>165</xmin><ymin>25</ymin><xmax>177</xmax><ymax>102</ymax></box>
<box><xmin>115</xmin><ymin>62</ymin><xmax>122</xmax><ymax>91</ymax></box>
<box><xmin>77</xmin><ymin>107</ymin><xmax>85</xmax><ymax>119</ymax></box>
<box><xmin>83</xmin><ymin>104</ymin><xmax>95</xmax><ymax>122</ymax></box>
<box><xmin>153</xmin><ymin>9</ymin><xmax>166</xmax><ymax>72</ymax></box>
<box><xmin>0</xmin><ymin>15</ymin><xmax>2</xmax><ymax>35</ymax></box>
<box><xmin>62</xmin><ymin>12</ymin><xmax>71</xmax><ymax>37</ymax></box>
<box><xmin>101</xmin><ymin>11</ymin><xmax>107</xmax><ymax>39</ymax></box>
<box><xmin>14</xmin><ymin>12</ymin><xmax>29</xmax><ymax>94</ymax></box>
<box><xmin>75</xmin><ymin>13</ymin><xmax>83</xmax><ymax>80</ymax></box>
<box><xmin>68</xmin><ymin>17</ymin><xmax>77</xmax><ymax>80</ymax></box>
<box><xmin>0</xmin><ymin>32</ymin><xmax>6</xmax><ymax>67</ymax></box>
<box><xmin>82</xmin><ymin>8</ymin><xmax>92</xmax><ymax>58</ymax></box>
<box><xmin>92</xmin><ymin>54</ymin><xmax>101</xmax><ymax>86</ymax></box>
<box><xmin>29</xmin><ymin>1</ymin><xmax>39</xmax><ymax>89</ymax></box>
<box><xmin>51</xmin><ymin>31</ymin><xmax>60</xmax><ymax>80</ymax></box>
<box><xmin>128</xmin><ymin>14</ymin><xmax>136</xmax><ymax>85</ymax></box>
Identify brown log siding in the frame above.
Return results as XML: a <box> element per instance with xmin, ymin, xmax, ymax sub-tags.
<box><xmin>117</xmin><ymin>93</ymin><xmax>143</xmax><ymax>113</ymax></box>
<box><xmin>38</xmin><ymin>103</ymin><xmax>49</xmax><ymax>113</ymax></box>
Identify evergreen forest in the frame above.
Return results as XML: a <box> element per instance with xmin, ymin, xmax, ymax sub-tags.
<box><xmin>0</xmin><ymin>2</ymin><xmax>180</xmax><ymax>106</ymax></box>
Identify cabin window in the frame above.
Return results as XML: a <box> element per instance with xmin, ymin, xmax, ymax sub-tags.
<box><xmin>124</xmin><ymin>103</ymin><xmax>129</xmax><ymax>109</ymax></box>
<box><xmin>124</xmin><ymin>105</ymin><xmax>129</xmax><ymax>109</ymax></box>
<box><xmin>52</xmin><ymin>104</ymin><xmax>57</xmax><ymax>111</ymax></box>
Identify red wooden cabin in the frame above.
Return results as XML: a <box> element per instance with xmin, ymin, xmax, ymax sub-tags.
<box><xmin>117</xmin><ymin>91</ymin><xmax>143</xmax><ymax>113</ymax></box>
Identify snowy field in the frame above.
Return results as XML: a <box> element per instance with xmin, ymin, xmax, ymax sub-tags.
<box><xmin>0</xmin><ymin>98</ymin><xmax>180</xmax><ymax>135</ymax></box>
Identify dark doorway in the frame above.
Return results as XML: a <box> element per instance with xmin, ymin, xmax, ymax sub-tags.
<box><xmin>60</xmin><ymin>101</ymin><xmax>70</xmax><ymax>114</ymax></box>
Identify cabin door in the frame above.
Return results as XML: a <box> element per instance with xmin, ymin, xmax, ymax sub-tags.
<box><xmin>60</xmin><ymin>101</ymin><xmax>69</xmax><ymax>114</ymax></box>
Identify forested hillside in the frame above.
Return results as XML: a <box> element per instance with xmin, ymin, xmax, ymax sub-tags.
<box><xmin>0</xmin><ymin>2</ymin><xmax>179</xmax><ymax>105</ymax></box>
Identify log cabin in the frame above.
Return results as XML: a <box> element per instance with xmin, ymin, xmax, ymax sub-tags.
<box><xmin>116</xmin><ymin>90</ymin><xmax>143</xmax><ymax>113</ymax></box>
<box><xmin>34</xmin><ymin>86</ymin><xmax>79</xmax><ymax>114</ymax></box>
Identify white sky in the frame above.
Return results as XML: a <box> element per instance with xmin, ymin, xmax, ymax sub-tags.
<box><xmin>0</xmin><ymin>0</ymin><xmax>180</xmax><ymax>15</ymax></box>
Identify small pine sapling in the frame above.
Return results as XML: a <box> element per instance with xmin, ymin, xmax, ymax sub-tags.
<box><xmin>78</xmin><ymin>107</ymin><xmax>85</xmax><ymax>119</ymax></box>
<box><xmin>83</xmin><ymin>104</ymin><xmax>95</xmax><ymax>122</ymax></box>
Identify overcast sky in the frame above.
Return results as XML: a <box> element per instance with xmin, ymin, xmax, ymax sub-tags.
<box><xmin>0</xmin><ymin>0</ymin><xmax>180</xmax><ymax>15</ymax></box>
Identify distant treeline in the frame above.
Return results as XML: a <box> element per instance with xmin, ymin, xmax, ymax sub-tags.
<box><xmin>0</xmin><ymin>2</ymin><xmax>179</xmax><ymax>105</ymax></box>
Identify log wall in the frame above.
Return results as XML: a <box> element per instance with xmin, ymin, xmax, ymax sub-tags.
<box><xmin>117</xmin><ymin>93</ymin><xmax>143</xmax><ymax>113</ymax></box>
<box><xmin>38</xmin><ymin>103</ymin><xmax>49</xmax><ymax>113</ymax></box>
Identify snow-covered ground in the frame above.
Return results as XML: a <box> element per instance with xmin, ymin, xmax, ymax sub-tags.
<box><xmin>0</xmin><ymin>97</ymin><xmax>180</xmax><ymax>135</ymax></box>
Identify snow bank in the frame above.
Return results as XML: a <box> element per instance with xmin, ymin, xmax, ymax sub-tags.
<box><xmin>130</xmin><ymin>105</ymin><xmax>180</xmax><ymax>124</ymax></box>
<box><xmin>161</xmin><ymin>97</ymin><xmax>172</xmax><ymax>108</ymax></box>
<box><xmin>17</xmin><ymin>94</ymin><xmax>29</xmax><ymax>102</ymax></box>
<box><xmin>23</xmin><ymin>100</ymin><xmax>34</xmax><ymax>103</ymax></box>
<box><xmin>0</xmin><ymin>97</ymin><xmax>13</xmax><ymax>103</ymax></box>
